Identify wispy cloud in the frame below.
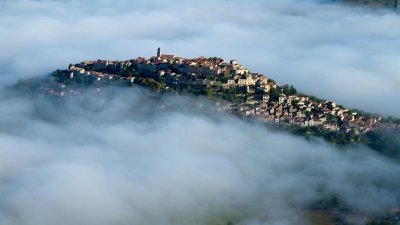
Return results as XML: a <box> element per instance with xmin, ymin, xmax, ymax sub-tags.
<box><xmin>0</xmin><ymin>87</ymin><xmax>399</xmax><ymax>225</ymax></box>
<box><xmin>1</xmin><ymin>0</ymin><xmax>399</xmax><ymax>117</ymax></box>
<box><xmin>0</xmin><ymin>3</ymin><xmax>399</xmax><ymax>223</ymax></box>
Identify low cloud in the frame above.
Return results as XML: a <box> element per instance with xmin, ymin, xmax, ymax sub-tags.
<box><xmin>1</xmin><ymin>1</ymin><xmax>400</xmax><ymax>224</ymax></box>
<box><xmin>0</xmin><ymin>87</ymin><xmax>399</xmax><ymax>225</ymax></box>
<box><xmin>0</xmin><ymin>0</ymin><xmax>399</xmax><ymax>116</ymax></box>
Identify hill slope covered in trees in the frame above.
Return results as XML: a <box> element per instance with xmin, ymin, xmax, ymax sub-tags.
<box><xmin>339</xmin><ymin>0</ymin><xmax>399</xmax><ymax>9</ymax></box>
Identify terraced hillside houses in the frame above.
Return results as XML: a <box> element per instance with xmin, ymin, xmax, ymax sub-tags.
<box><xmin>48</xmin><ymin>49</ymin><xmax>399</xmax><ymax>135</ymax></box>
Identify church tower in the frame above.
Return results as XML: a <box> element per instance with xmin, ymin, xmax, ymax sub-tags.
<box><xmin>157</xmin><ymin>47</ymin><xmax>161</xmax><ymax>58</ymax></box>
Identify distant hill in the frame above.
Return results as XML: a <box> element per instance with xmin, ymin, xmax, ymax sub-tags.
<box><xmin>13</xmin><ymin>52</ymin><xmax>400</xmax><ymax>159</ymax></box>
<box><xmin>339</xmin><ymin>0</ymin><xmax>399</xmax><ymax>10</ymax></box>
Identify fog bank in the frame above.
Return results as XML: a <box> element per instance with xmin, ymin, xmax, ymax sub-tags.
<box><xmin>0</xmin><ymin>87</ymin><xmax>399</xmax><ymax>225</ymax></box>
<box><xmin>0</xmin><ymin>0</ymin><xmax>399</xmax><ymax>117</ymax></box>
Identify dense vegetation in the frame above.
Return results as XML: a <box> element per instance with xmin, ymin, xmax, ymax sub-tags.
<box><xmin>286</xmin><ymin>125</ymin><xmax>400</xmax><ymax>159</ymax></box>
<box><xmin>338</xmin><ymin>0</ymin><xmax>398</xmax><ymax>9</ymax></box>
<box><xmin>11</xmin><ymin>66</ymin><xmax>400</xmax><ymax>225</ymax></box>
<box><xmin>13</xmin><ymin>69</ymin><xmax>400</xmax><ymax>160</ymax></box>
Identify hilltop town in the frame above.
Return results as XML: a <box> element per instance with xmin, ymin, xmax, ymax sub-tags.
<box><xmin>40</xmin><ymin>48</ymin><xmax>399</xmax><ymax>138</ymax></box>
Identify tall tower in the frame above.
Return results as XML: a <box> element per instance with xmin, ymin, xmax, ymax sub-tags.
<box><xmin>157</xmin><ymin>47</ymin><xmax>161</xmax><ymax>58</ymax></box>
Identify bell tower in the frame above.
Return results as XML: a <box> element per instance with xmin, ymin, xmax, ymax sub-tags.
<box><xmin>157</xmin><ymin>47</ymin><xmax>161</xmax><ymax>58</ymax></box>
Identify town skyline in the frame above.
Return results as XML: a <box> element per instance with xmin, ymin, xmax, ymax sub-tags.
<box><xmin>1</xmin><ymin>0</ymin><xmax>399</xmax><ymax>118</ymax></box>
<box><xmin>23</xmin><ymin>48</ymin><xmax>397</xmax><ymax>156</ymax></box>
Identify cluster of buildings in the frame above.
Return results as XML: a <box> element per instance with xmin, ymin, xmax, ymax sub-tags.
<box><xmin>54</xmin><ymin>48</ymin><xmax>398</xmax><ymax>134</ymax></box>
<box><xmin>233</xmin><ymin>94</ymin><xmax>382</xmax><ymax>133</ymax></box>
<box><xmin>69</xmin><ymin>61</ymin><xmax>126</xmax><ymax>82</ymax></box>
<box><xmin>133</xmin><ymin>48</ymin><xmax>249</xmax><ymax>77</ymax></box>
<box><xmin>68</xmin><ymin>48</ymin><xmax>270</xmax><ymax>89</ymax></box>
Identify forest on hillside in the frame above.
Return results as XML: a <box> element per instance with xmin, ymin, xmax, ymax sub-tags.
<box><xmin>339</xmin><ymin>0</ymin><xmax>398</xmax><ymax>9</ymax></box>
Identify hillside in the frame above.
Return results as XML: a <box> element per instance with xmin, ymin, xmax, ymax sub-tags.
<box><xmin>14</xmin><ymin>50</ymin><xmax>400</xmax><ymax>159</ymax></box>
<box><xmin>339</xmin><ymin>0</ymin><xmax>399</xmax><ymax>9</ymax></box>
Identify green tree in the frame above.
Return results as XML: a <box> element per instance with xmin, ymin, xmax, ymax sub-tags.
<box><xmin>283</xmin><ymin>84</ymin><xmax>297</xmax><ymax>95</ymax></box>
<box><xmin>309</xmin><ymin>95</ymin><xmax>323</xmax><ymax>103</ymax></box>
<box><xmin>283</xmin><ymin>84</ymin><xmax>290</xmax><ymax>95</ymax></box>
<box><xmin>267</xmin><ymin>79</ymin><xmax>276</xmax><ymax>84</ymax></box>
<box><xmin>306</xmin><ymin>111</ymin><xmax>312</xmax><ymax>119</ymax></box>
<box><xmin>327</xmin><ymin>114</ymin><xmax>337</xmax><ymax>123</ymax></box>
<box><xmin>269</xmin><ymin>87</ymin><xmax>279</xmax><ymax>101</ymax></box>
<box><xmin>289</xmin><ymin>85</ymin><xmax>297</xmax><ymax>95</ymax></box>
